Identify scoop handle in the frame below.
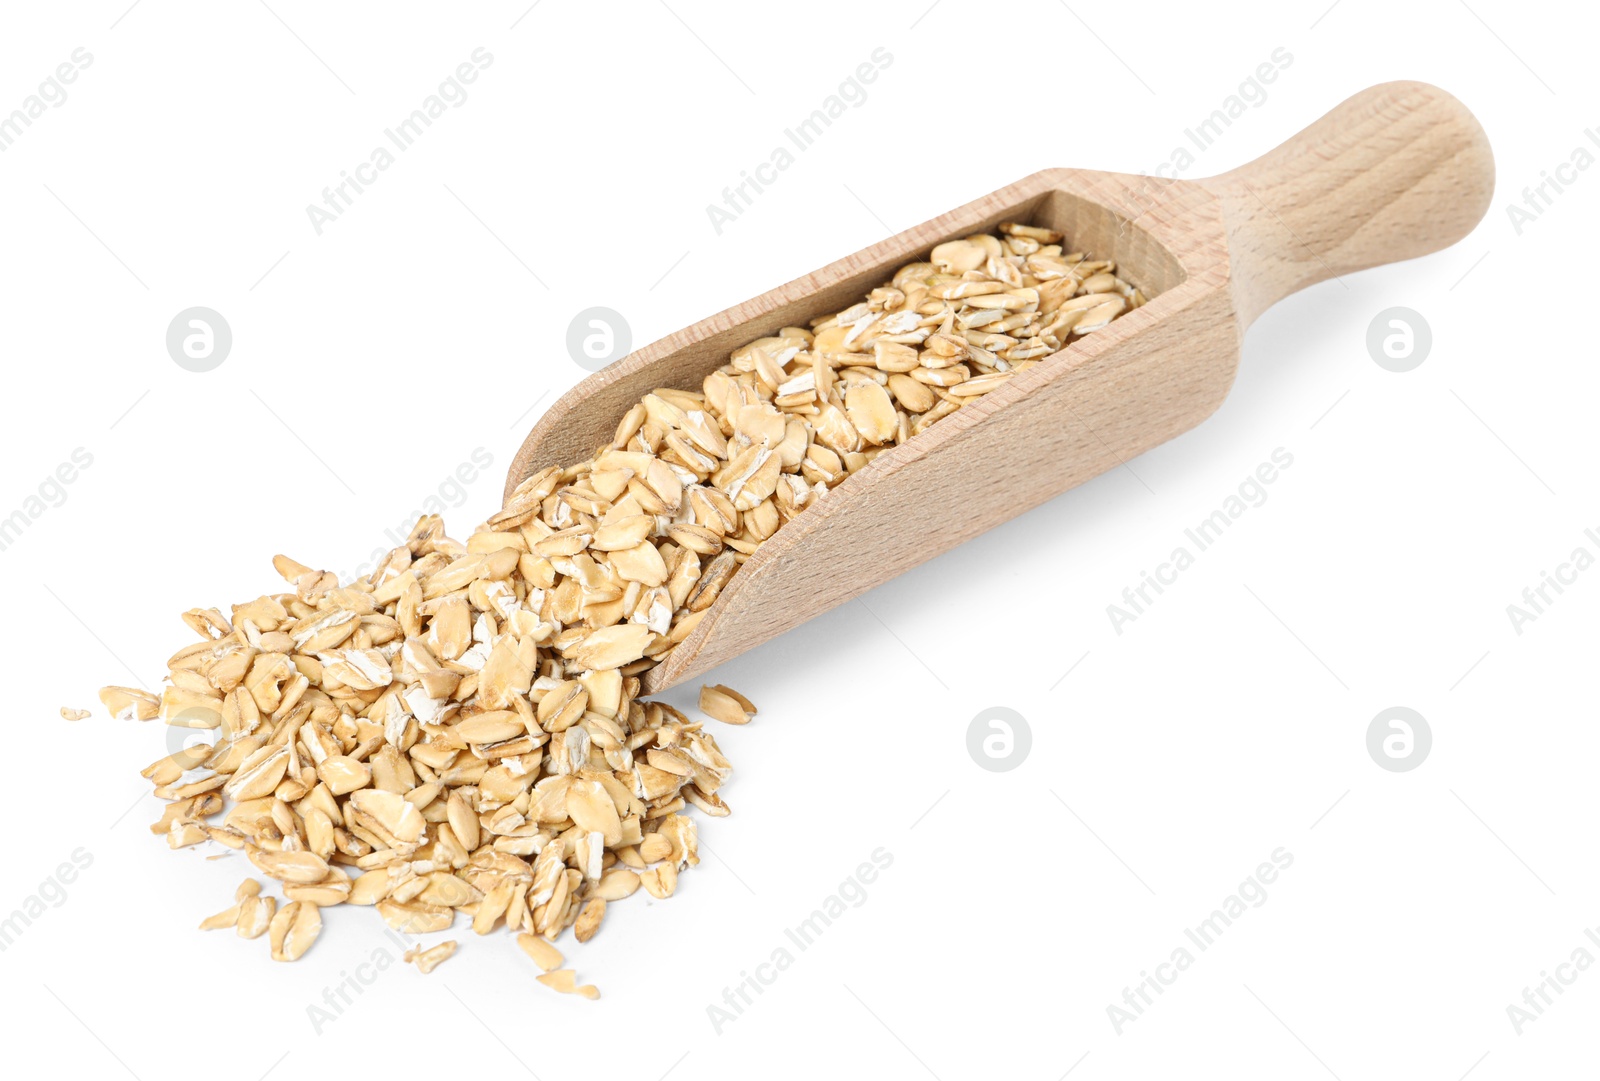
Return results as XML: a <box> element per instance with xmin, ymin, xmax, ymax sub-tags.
<box><xmin>1202</xmin><ymin>80</ymin><xmax>1494</xmax><ymax>326</ymax></box>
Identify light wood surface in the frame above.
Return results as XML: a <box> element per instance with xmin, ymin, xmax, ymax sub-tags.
<box><xmin>505</xmin><ymin>81</ymin><xmax>1494</xmax><ymax>693</ymax></box>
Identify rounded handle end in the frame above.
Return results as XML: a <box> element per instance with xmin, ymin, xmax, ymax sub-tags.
<box><xmin>1205</xmin><ymin>81</ymin><xmax>1495</xmax><ymax>325</ymax></box>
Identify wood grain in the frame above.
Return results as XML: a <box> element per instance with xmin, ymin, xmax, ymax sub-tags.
<box><xmin>1203</xmin><ymin>81</ymin><xmax>1495</xmax><ymax>325</ymax></box>
<box><xmin>503</xmin><ymin>81</ymin><xmax>1494</xmax><ymax>692</ymax></box>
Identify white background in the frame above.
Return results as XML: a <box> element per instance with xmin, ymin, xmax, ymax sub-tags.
<box><xmin>1</xmin><ymin>1</ymin><xmax>1594</xmax><ymax>1078</ymax></box>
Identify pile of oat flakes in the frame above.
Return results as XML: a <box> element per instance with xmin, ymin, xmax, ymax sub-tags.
<box><xmin>94</xmin><ymin>223</ymin><xmax>1139</xmax><ymax>995</ymax></box>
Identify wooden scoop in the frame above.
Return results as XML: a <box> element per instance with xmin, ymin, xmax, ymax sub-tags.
<box><xmin>506</xmin><ymin>81</ymin><xmax>1493</xmax><ymax>693</ymax></box>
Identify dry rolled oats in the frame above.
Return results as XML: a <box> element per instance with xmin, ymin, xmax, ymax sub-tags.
<box><xmin>517</xmin><ymin>932</ymin><xmax>565</xmax><ymax>972</ymax></box>
<box><xmin>404</xmin><ymin>940</ymin><xmax>458</xmax><ymax>974</ymax></box>
<box><xmin>268</xmin><ymin>900</ymin><xmax>321</xmax><ymax>962</ymax></box>
<box><xmin>99</xmin><ymin>686</ymin><xmax>158</xmax><ymax>721</ymax></box>
<box><xmin>698</xmin><ymin>685</ymin><xmax>757</xmax><ymax>726</ymax></box>
<box><xmin>102</xmin><ymin>223</ymin><xmax>1133</xmax><ymax>981</ymax></box>
<box><xmin>536</xmin><ymin>968</ymin><xmax>600</xmax><ymax>1000</ymax></box>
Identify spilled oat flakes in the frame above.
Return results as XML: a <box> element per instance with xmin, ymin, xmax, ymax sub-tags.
<box><xmin>102</xmin><ymin>224</ymin><xmax>1136</xmax><ymax>994</ymax></box>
